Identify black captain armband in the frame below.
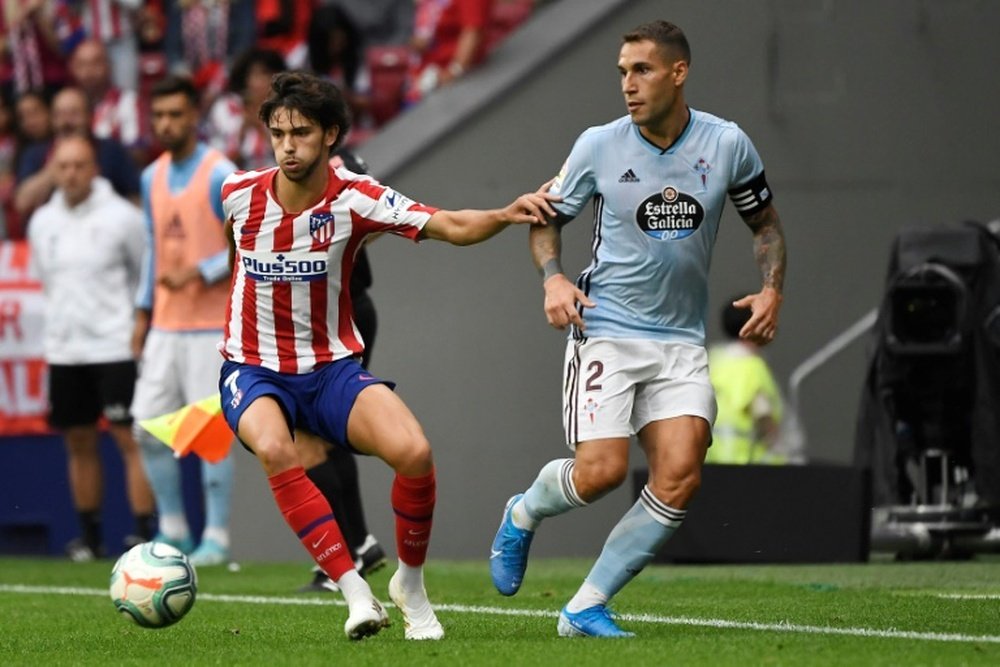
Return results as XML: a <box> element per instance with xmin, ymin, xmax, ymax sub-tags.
<box><xmin>728</xmin><ymin>171</ymin><xmax>773</xmax><ymax>217</ymax></box>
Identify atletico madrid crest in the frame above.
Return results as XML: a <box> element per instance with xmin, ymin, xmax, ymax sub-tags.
<box><xmin>309</xmin><ymin>212</ymin><xmax>335</xmax><ymax>244</ymax></box>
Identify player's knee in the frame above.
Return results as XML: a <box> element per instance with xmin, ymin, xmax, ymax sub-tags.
<box><xmin>391</xmin><ymin>430</ymin><xmax>433</xmax><ymax>476</ymax></box>
<box><xmin>575</xmin><ymin>461</ymin><xmax>628</xmax><ymax>501</ymax></box>
<box><xmin>253</xmin><ymin>435</ymin><xmax>299</xmax><ymax>475</ymax></box>
<box><xmin>649</xmin><ymin>468</ymin><xmax>702</xmax><ymax>509</ymax></box>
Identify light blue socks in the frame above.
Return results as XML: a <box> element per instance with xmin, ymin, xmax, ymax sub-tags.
<box><xmin>568</xmin><ymin>485</ymin><xmax>686</xmax><ymax>611</ymax></box>
<box><xmin>512</xmin><ymin>459</ymin><xmax>587</xmax><ymax>530</ymax></box>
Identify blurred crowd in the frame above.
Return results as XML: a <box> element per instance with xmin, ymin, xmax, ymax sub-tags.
<box><xmin>0</xmin><ymin>0</ymin><xmax>537</xmax><ymax>240</ymax></box>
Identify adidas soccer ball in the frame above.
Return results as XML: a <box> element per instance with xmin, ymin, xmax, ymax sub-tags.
<box><xmin>109</xmin><ymin>542</ymin><xmax>197</xmax><ymax>628</ymax></box>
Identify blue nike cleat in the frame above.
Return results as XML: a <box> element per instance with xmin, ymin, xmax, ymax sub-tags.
<box><xmin>188</xmin><ymin>538</ymin><xmax>230</xmax><ymax>567</ymax></box>
<box><xmin>489</xmin><ymin>494</ymin><xmax>534</xmax><ymax>596</ymax></box>
<box><xmin>557</xmin><ymin>605</ymin><xmax>635</xmax><ymax>638</ymax></box>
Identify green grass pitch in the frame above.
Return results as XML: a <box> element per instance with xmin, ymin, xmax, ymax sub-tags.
<box><xmin>1</xmin><ymin>555</ymin><xmax>999</xmax><ymax>666</ymax></box>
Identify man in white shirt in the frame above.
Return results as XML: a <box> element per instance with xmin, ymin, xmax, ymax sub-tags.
<box><xmin>28</xmin><ymin>133</ymin><xmax>155</xmax><ymax>561</ymax></box>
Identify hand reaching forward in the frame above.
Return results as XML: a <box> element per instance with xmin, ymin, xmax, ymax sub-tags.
<box><xmin>543</xmin><ymin>273</ymin><xmax>596</xmax><ymax>330</ymax></box>
<box><xmin>733</xmin><ymin>287</ymin><xmax>783</xmax><ymax>345</ymax></box>
<box><xmin>502</xmin><ymin>180</ymin><xmax>561</xmax><ymax>225</ymax></box>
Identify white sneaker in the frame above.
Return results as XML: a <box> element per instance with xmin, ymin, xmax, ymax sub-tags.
<box><xmin>343</xmin><ymin>595</ymin><xmax>389</xmax><ymax>640</ymax></box>
<box><xmin>388</xmin><ymin>570</ymin><xmax>444</xmax><ymax>640</ymax></box>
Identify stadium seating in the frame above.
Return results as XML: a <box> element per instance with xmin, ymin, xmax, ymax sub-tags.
<box><xmin>485</xmin><ymin>0</ymin><xmax>535</xmax><ymax>53</ymax></box>
<box><xmin>366</xmin><ymin>45</ymin><xmax>411</xmax><ymax>127</ymax></box>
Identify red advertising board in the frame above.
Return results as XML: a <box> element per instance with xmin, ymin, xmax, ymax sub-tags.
<box><xmin>0</xmin><ymin>241</ymin><xmax>49</xmax><ymax>434</ymax></box>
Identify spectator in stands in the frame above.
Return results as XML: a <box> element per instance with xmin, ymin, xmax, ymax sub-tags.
<box><xmin>14</xmin><ymin>89</ymin><xmax>52</xmax><ymax>151</ymax></box>
<box><xmin>308</xmin><ymin>4</ymin><xmax>374</xmax><ymax>135</ymax></box>
<box><xmin>256</xmin><ymin>0</ymin><xmax>314</xmax><ymax>70</ymax></box>
<box><xmin>9</xmin><ymin>90</ymin><xmax>51</xmax><ymax>236</ymax></box>
<box><xmin>0</xmin><ymin>0</ymin><xmax>73</xmax><ymax>95</ymax></box>
<box><xmin>68</xmin><ymin>39</ymin><xmax>148</xmax><ymax>166</ymax></box>
<box><xmin>69</xmin><ymin>0</ymin><xmax>142</xmax><ymax>92</ymax></box>
<box><xmin>322</xmin><ymin>0</ymin><xmax>414</xmax><ymax>48</ymax></box>
<box><xmin>161</xmin><ymin>0</ymin><xmax>254</xmax><ymax>108</ymax></box>
<box><xmin>14</xmin><ymin>86</ymin><xmax>139</xmax><ymax>222</ymax></box>
<box><xmin>131</xmin><ymin>75</ymin><xmax>238</xmax><ymax>567</ymax></box>
<box><xmin>205</xmin><ymin>48</ymin><xmax>286</xmax><ymax>170</ymax></box>
<box><xmin>404</xmin><ymin>0</ymin><xmax>494</xmax><ymax>105</ymax></box>
<box><xmin>0</xmin><ymin>90</ymin><xmax>16</xmax><ymax>238</ymax></box>
<box><xmin>27</xmin><ymin>133</ymin><xmax>155</xmax><ymax>561</ymax></box>
<box><xmin>159</xmin><ymin>0</ymin><xmax>255</xmax><ymax>72</ymax></box>
<box><xmin>706</xmin><ymin>298</ymin><xmax>786</xmax><ymax>464</ymax></box>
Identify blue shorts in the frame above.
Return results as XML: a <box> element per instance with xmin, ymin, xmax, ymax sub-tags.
<box><xmin>219</xmin><ymin>358</ymin><xmax>394</xmax><ymax>452</ymax></box>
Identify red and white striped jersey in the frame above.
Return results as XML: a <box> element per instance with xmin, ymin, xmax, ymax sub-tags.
<box><xmin>92</xmin><ymin>87</ymin><xmax>143</xmax><ymax>147</ymax></box>
<box><xmin>80</xmin><ymin>0</ymin><xmax>135</xmax><ymax>42</ymax></box>
<box><xmin>220</xmin><ymin>164</ymin><xmax>437</xmax><ymax>374</ymax></box>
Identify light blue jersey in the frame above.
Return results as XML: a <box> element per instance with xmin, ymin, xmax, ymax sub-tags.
<box><xmin>550</xmin><ymin>109</ymin><xmax>772</xmax><ymax>345</ymax></box>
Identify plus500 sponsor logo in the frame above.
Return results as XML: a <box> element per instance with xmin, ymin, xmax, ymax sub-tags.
<box><xmin>242</xmin><ymin>254</ymin><xmax>328</xmax><ymax>282</ymax></box>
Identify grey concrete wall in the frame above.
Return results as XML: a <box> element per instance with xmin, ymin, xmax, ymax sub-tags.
<box><xmin>230</xmin><ymin>0</ymin><xmax>1000</xmax><ymax>562</ymax></box>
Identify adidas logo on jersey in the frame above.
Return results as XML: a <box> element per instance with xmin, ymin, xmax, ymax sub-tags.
<box><xmin>618</xmin><ymin>169</ymin><xmax>640</xmax><ymax>183</ymax></box>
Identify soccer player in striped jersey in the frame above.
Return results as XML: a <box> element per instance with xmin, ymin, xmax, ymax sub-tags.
<box><xmin>218</xmin><ymin>71</ymin><xmax>558</xmax><ymax>641</ymax></box>
<box><xmin>490</xmin><ymin>20</ymin><xmax>788</xmax><ymax>637</ymax></box>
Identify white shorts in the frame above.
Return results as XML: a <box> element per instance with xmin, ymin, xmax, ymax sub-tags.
<box><xmin>131</xmin><ymin>329</ymin><xmax>225</xmax><ymax>421</ymax></box>
<box><xmin>562</xmin><ymin>338</ymin><xmax>717</xmax><ymax>448</ymax></box>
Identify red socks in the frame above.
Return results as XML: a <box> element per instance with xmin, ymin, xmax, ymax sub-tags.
<box><xmin>392</xmin><ymin>469</ymin><xmax>436</xmax><ymax>566</ymax></box>
<box><xmin>269</xmin><ymin>467</ymin><xmax>354</xmax><ymax>580</ymax></box>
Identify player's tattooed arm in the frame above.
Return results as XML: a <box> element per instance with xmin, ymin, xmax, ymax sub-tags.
<box><xmin>743</xmin><ymin>203</ymin><xmax>786</xmax><ymax>293</ymax></box>
<box><xmin>530</xmin><ymin>222</ymin><xmax>564</xmax><ymax>282</ymax></box>
<box><xmin>531</xmin><ymin>217</ymin><xmax>595</xmax><ymax>330</ymax></box>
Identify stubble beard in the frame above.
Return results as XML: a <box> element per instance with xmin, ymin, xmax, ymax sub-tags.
<box><xmin>282</xmin><ymin>154</ymin><xmax>322</xmax><ymax>183</ymax></box>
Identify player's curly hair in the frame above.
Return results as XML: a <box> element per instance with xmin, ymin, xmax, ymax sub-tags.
<box><xmin>259</xmin><ymin>71</ymin><xmax>352</xmax><ymax>151</ymax></box>
<box><xmin>623</xmin><ymin>20</ymin><xmax>691</xmax><ymax>65</ymax></box>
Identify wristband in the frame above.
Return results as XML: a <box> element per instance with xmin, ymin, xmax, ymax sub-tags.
<box><xmin>541</xmin><ymin>258</ymin><xmax>563</xmax><ymax>282</ymax></box>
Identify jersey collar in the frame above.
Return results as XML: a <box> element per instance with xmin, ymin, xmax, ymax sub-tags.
<box><xmin>631</xmin><ymin>107</ymin><xmax>694</xmax><ymax>155</ymax></box>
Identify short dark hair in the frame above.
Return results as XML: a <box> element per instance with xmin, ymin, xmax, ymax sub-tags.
<box><xmin>721</xmin><ymin>297</ymin><xmax>752</xmax><ymax>339</ymax></box>
<box><xmin>150</xmin><ymin>75</ymin><xmax>200</xmax><ymax>106</ymax></box>
<box><xmin>258</xmin><ymin>71</ymin><xmax>352</xmax><ymax>152</ymax></box>
<box><xmin>228</xmin><ymin>47</ymin><xmax>287</xmax><ymax>93</ymax></box>
<box><xmin>623</xmin><ymin>20</ymin><xmax>691</xmax><ymax>65</ymax></box>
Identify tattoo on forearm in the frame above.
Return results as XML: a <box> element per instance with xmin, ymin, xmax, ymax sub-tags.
<box><xmin>746</xmin><ymin>206</ymin><xmax>786</xmax><ymax>292</ymax></box>
<box><xmin>530</xmin><ymin>225</ymin><xmax>563</xmax><ymax>280</ymax></box>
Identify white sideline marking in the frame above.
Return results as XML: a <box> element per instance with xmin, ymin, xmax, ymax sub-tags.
<box><xmin>937</xmin><ymin>593</ymin><xmax>1000</xmax><ymax>601</ymax></box>
<box><xmin>2</xmin><ymin>583</ymin><xmax>999</xmax><ymax>644</ymax></box>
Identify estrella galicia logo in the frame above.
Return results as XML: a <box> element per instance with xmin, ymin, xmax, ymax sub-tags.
<box><xmin>309</xmin><ymin>211</ymin><xmax>334</xmax><ymax>244</ymax></box>
<box><xmin>635</xmin><ymin>186</ymin><xmax>704</xmax><ymax>240</ymax></box>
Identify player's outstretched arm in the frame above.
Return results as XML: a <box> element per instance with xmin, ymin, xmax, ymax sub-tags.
<box><xmin>737</xmin><ymin>203</ymin><xmax>787</xmax><ymax>345</ymax></box>
<box><xmin>530</xmin><ymin>222</ymin><xmax>595</xmax><ymax>331</ymax></box>
<box><xmin>420</xmin><ymin>190</ymin><xmax>560</xmax><ymax>246</ymax></box>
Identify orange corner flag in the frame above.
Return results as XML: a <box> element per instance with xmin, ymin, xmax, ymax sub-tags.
<box><xmin>139</xmin><ymin>395</ymin><xmax>233</xmax><ymax>463</ymax></box>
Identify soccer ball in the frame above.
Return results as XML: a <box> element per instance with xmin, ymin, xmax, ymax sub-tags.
<box><xmin>109</xmin><ymin>542</ymin><xmax>198</xmax><ymax>628</ymax></box>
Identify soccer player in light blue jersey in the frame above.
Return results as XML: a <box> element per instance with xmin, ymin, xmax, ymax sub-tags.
<box><xmin>490</xmin><ymin>20</ymin><xmax>787</xmax><ymax>637</ymax></box>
